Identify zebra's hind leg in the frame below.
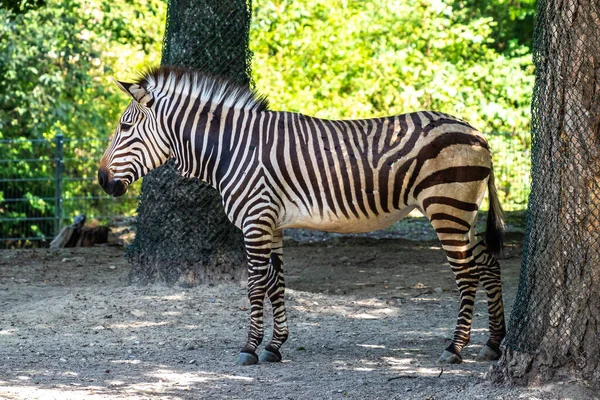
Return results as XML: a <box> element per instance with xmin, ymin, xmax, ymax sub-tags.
<box><xmin>438</xmin><ymin>238</ymin><xmax>479</xmax><ymax>364</ymax></box>
<box><xmin>259</xmin><ymin>230</ymin><xmax>289</xmax><ymax>363</ymax></box>
<box><xmin>425</xmin><ymin>207</ymin><xmax>480</xmax><ymax>364</ymax></box>
<box><xmin>474</xmin><ymin>245</ymin><xmax>505</xmax><ymax>361</ymax></box>
<box><xmin>237</xmin><ymin>220</ymin><xmax>275</xmax><ymax>366</ymax></box>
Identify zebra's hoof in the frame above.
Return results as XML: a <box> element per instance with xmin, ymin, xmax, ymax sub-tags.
<box><xmin>259</xmin><ymin>349</ymin><xmax>282</xmax><ymax>363</ymax></box>
<box><xmin>438</xmin><ymin>350</ymin><xmax>462</xmax><ymax>364</ymax></box>
<box><xmin>475</xmin><ymin>344</ymin><xmax>501</xmax><ymax>361</ymax></box>
<box><xmin>236</xmin><ymin>352</ymin><xmax>259</xmax><ymax>365</ymax></box>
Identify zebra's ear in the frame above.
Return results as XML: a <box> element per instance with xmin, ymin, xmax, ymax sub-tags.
<box><xmin>112</xmin><ymin>78</ymin><xmax>154</xmax><ymax>107</ymax></box>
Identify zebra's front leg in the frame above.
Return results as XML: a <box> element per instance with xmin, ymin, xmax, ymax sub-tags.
<box><xmin>237</xmin><ymin>223</ymin><xmax>274</xmax><ymax>366</ymax></box>
<box><xmin>259</xmin><ymin>230</ymin><xmax>289</xmax><ymax>363</ymax></box>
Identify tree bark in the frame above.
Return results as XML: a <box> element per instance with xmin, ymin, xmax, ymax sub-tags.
<box><xmin>490</xmin><ymin>0</ymin><xmax>600</xmax><ymax>390</ymax></box>
<box><xmin>128</xmin><ymin>0</ymin><xmax>252</xmax><ymax>286</ymax></box>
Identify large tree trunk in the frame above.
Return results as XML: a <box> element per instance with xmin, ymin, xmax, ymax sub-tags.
<box><xmin>490</xmin><ymin>0</ymin><xmax>600</xmax><ymax>389</ymax></box>
<box><xmin>128</xmin><ymin>0</ymin><xmax>252</xmax><ymax>286</ymax></box>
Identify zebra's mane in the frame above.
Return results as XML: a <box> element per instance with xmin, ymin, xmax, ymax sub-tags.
<box><xmin>136</xmin><ymin>66</ymin><xmax>269</xmax><ymax>112</ymax></box>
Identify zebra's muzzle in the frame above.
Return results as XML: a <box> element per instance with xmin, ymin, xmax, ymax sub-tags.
<box><xmin>98</xmin><ymin>168</ymin><xmax>128</xmax><ymax>197</ymax></box>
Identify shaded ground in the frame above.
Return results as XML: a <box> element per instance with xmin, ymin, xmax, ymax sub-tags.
<box><xmin>0</xmin><ymin>234</ymin><xmax>591</xmax><ymax>399</ymax></box>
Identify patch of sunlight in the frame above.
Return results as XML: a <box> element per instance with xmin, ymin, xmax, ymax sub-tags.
<box><xmin>109</xmin><ymin>321</ymin><xmax>170</xmax><ymax>329</ymax></box>
<box><xmin>0</xmin><ymin>329</ymin><xmax>16</xmax><ymax>335</ymax></box>
<box><xmin>428</xmin><ymin>246</ymin><xmax>442</xmax><ymax>250</ymax></box>
<box><xmin>414</xmin><ymin>367</ymin><xmax>445</xmax><ymax>377</ymax></box>
<box><xmin>353</xmin><ymin>367</ymin><xmax>374</xmax><ymax>372</ymax></box>
<box><xmin>162</xmin><ymin>311</ymin><xmax>182</xmax><ymax>316</ymax></box>
<box><xmin>382</xmin><ymin>356</ymin><xmax>414</xmax><ymax>366</ymax></box>
<box><xmin>142</xmin><ymin>293</ymin><xmax>187</xmax><ymax>301</ymax></box>
<box><xmin>149</xmin><ymin>369</ymin><xmax>254</xmax><ymax>385</ymax></box>
<box><xmin>106</xmin><ymin>380</ymin><xmax>126</xmax><ymax>386</ymax></box>
<box><xmin>350</xmin><ymin>313</ymin><xmax>379</xmax><ymax>319</ymax></box>
<box><xmin>0</xmin><ymin>385</ymin><xmax>108</xmax><ymax>399</ymax></box>
<box><xmin>111</xmin><ymin>359</ymin><xmax>141</xmax><ymax>365</ymax></box>
<box><xmin>356</xmin><ymin>344</ymin><xmax>386</xmax><ymax>349</ymax></box>
<box><xmin>349</xmin><ymin>307</ymin><xmax>397</xmax><ymax>319</ymax></box>
<box><xmin>353</xmin><ymin>299</ymin><xmax>388</xmax><ymax>307</ymax></box>
<box><xmin>383</xmin><ymin>358</ymin><xmax>448</xmax><ymax>377</ymax></box>
<box><xmin>17</xmin><ymin>376</ymin><xmax>30</xmax><ymax>381</ymax></box>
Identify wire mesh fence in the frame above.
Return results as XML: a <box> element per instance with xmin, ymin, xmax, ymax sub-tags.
<box><xmin>0</xmin><ymin>136</ymin><xmax>138</xmax><ymax>247</ymax></box>
<box><xmin>1</xmin><ymin>131</ymin><xmax>530</xmax><ymax>247</ymax></box>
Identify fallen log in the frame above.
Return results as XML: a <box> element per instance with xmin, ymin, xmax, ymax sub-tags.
<box><xmin>50</xmin><ymin>214</ymin><xmax>109</xmax><ymax>248</ymax></box>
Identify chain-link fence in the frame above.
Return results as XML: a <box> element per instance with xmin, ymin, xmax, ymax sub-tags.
<box><xmin>0</xmin><ymin>136</ymin><xmax>138</xmax><ymax>247</ymax></box>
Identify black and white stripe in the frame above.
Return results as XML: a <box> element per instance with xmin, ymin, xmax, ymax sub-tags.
<box><xmin>99</xmin><ymin>66</ymin><xmax>506</xmax><ymax>365</ymax></box>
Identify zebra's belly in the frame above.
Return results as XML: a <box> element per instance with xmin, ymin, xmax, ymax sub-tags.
<box><xmin>281</xmin><ymin>206</ymin><xmax>416</xmax><ymax>234</ymax></box>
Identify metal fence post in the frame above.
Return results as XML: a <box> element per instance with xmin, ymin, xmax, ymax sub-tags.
<box><xmin>54</xmin><ymin>134</ymin><xmax>64</xmax><ymax>236</ymax></box>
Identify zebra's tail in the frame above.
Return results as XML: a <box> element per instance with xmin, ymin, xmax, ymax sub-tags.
<box><xmin>486</xmin><ymin>168</ymin><xmax>505</xmax><ymax>255</ymax></box>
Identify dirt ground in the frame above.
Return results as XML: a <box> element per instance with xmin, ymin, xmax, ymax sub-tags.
<box><xmin>0</xmin><ymin>236</ymin><xmax>593</xmax><ymax>399</ymax></box>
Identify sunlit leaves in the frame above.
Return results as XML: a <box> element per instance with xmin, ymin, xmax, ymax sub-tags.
<box><xmin>251</xmin><ymin>0</ymin><xmax>534</xmax><ymax>133</ymax></box>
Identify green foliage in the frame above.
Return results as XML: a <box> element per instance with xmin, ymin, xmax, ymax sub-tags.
<box><xmin>0</xmin><ymin>0</ymin><xmax>165</xmax><ymax>242</ymax></box>
<box><xmin>488</xmin><ymin>132</ymin><xmax>531</xmax><ymax>210</ymax></box>
<box><xmin>251</xmin><ymin>0</ymin><xmax>534</xmax><ymax>133</ymax></box>
<box><xmin>450</xmin><ymin>0</ymin><xmax>537</xmax><ymax>53</ymax></box>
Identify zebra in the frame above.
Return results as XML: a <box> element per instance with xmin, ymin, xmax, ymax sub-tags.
<box><xmin>98</xmin><ymin>66</ymin><xmax>506</xmax><ymax>366</ymax></box>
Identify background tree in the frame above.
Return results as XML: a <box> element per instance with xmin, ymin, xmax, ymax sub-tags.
<box><xmin>127</xmin><ymin>0</ymin><xmax>252</xmax><ymax>285</ymax></box>
<box><xmin>491</xmin><ymin>0</ymin><xmax>600</xmax><ymax>390</ymax></box>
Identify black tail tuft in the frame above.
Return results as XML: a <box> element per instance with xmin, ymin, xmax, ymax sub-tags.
<box><xmin>486</xmin><ymin>169</ymin><xmax>505</xmax><ymax>255</ymax></box>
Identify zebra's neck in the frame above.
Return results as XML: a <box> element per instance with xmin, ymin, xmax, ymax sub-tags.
<box><xmin>165</xmin><ymin>103</ymin><xmax>260</xmax><ymax>192</ymax></box>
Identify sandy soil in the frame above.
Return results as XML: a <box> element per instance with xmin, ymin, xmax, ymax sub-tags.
<box><xmin>0</xmin><ymin>237</ymin><xmax>592</xmax><ymax>399</ymax></box>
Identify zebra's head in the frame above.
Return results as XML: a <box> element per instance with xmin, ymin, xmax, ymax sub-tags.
<box><xmin>98</xmin><ymin>79</ymin><xmax>170</xmax><ymax>197</ymax></box>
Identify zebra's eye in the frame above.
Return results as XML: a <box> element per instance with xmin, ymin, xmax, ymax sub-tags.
<box><xmin>120</xmin><ymin>123</ymin><xmax>133</xmax><ymax>132</ymax></box>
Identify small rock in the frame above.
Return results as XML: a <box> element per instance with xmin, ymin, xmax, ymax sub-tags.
<box><xmin>188</xmin><ymin>359</ymin><xmax>196</xmax><ymax>364</ymax></box>
<box><xmin>62</xmin><ymin>258</ymin><xmax>69</xmax><ymax>263</ymax></box>
<box><xmin>105</xmin><ymin>369</ymin><xmax>110</xmax><ymax>373</ymax></box>
<box><xmin>59</xmin><ymin>358</ymin><xmax>67</xmax><ymax>362</ymax></box>
<box><xmin>109</xmin><ymin>265</ymin><xmax>116</xmax><ymax>270</ymax></box>
<box><xmin>434</xmin><ymin>287</ymin><xmax>443</xmax><ymax>293</ymax></box>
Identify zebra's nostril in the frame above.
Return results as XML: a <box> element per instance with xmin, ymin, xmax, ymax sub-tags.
<box><xmin>98</xmin><ymin>168</ymin><xmax>108</xmax><ymax>188</ymax></box>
